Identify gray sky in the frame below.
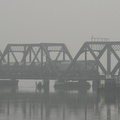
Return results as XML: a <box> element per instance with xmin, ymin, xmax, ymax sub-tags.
<box><xmin>0</xmin><ymin>0</ymin><xmax>120</xmax><ymax>56</ymax></box>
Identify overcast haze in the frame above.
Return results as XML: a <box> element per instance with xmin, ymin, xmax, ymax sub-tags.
<box><xmin>0</xmin><ymin>0</ymin><xmax>120</xmax><ymax>55</ymax></box>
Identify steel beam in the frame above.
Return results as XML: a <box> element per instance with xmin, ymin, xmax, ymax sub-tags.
<box><xmin>66</xmin><ymin>41</ymin><xmax>120</xmax><ymax>79</ymax></box>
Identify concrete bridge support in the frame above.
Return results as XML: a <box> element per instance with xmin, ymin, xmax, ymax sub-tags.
<box><xmin>43</xmin><ymin>79</ymin><xmax>50</xmax><ymax>91</ymax></box>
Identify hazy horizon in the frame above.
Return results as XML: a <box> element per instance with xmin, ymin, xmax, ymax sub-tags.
<box><xmin>0</xmin><ymin>0</ymin><xmax>120</xmax><ymax>55</ymax></box>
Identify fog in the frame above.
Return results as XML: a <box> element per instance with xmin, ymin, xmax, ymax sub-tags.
<box><xmin>0</xmin><ymin>0</ymin><xmax>120</xmax><ymax>56</ymax></box>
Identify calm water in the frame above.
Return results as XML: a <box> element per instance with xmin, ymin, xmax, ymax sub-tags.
<box><xmin>0</xmin><ymin>80</ymin><xmax>120</xmax><ymax>120</ymax></box>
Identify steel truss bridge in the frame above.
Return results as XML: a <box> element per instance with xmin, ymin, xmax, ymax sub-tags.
<box><xmin>0</xmin><ymin>41</ymin><xmax>120</xmax><ymax>81</ymax></box>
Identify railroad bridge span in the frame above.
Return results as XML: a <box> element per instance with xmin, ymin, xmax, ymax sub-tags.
<box><xmin>0</xmin><ymin>41</ymin><xmax>120</xmax><ymax>84</ymax></box>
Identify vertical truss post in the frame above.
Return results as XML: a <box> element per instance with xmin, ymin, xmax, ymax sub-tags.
<box><xmin>41</xmin><ymin>49</ymin><xmax>43</xmax><ymax>70</ymax></box>
<box><xmin>29</xmin><ymin>48</ymin><xmax>32</xmax><ymax>63</ymax></box>
<box><xmin>107</xmin><ymin>44</ymin><xmax>111</xmax><ymax>75</ymax></box>
<box><xmin>8</xmin><ymin>51</ymin><xmax>10</xmax><ymax>66</ymax></box>
<box><xmin>24</xmin><ymin>46</ymin><xmax>26</xmax><ymax>65</ymax></box>
<box><xmin>63</xmin><ymin>50</ymin><xmax>65</xmax><ymax>61</ymax></box>
<box><xmin>85</xmin><ymin>46</ymin><xmax>87</xmax><ymax>72</ymax></box>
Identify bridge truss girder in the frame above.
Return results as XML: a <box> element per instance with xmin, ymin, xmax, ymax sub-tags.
<box><xmin>0</xmin><ymin>43</ymin><xmax>72</xmax><ymax>79</ymax></box>
<box><xmin>66</xmin><ymin>41</ymin><xmax>120</xmax><ymax>77</ymax></box>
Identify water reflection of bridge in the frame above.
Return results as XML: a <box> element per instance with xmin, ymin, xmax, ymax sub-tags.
<box><xmin>0</xmin><ymin>89</ymin><xmax>120</xmax><ymax>120</ymax></box>
<box><xmin>0</xmin><ymin>41</ymin><xmax>120</xmax><ymax>84</ymax></box>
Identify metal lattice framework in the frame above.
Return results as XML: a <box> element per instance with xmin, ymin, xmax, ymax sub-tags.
<box><xmin>0</xmin><ymin>41</ymin><xmax>120</xmax><ymax>80</ymax></box>
<box><xmin>0</xmin><ymin>43</ymin><xmax>72</xmax><ymax>79</ymax></box>
<box><xmin>66</xmin><ymin>41</ymin><xmax>120</xmax><ymax>78</ymax></box>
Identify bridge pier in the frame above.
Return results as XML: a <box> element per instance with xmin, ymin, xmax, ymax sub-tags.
<box><xmin>11</xmin><ymin>78</ymin><xmax>19</xmax><ymax>86</ymax></box>
<box><xmin>43</xmin><ymin>79</ymin><xmax>49</xmax><ymax>91</ymax></box>
<box><xmin>105</xmin><ymin>78</ymin><xmax>116</xmax><ymax>89</ymax></box>
<box><xmin>92</xmin><ymin>79</ymin><xmax>100</xmax><ymax>90</ymax></box>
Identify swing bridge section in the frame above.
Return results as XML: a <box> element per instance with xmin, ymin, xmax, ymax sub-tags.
<box><xmin>0</xmin><ymin>42</ymin><xmax>120</xmax><ymax>82</ymax></box>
